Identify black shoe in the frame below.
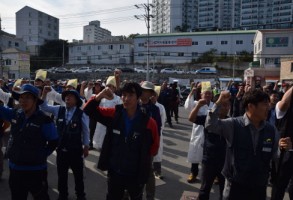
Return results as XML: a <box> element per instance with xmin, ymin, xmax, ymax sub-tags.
<box><xmin>89</xmin><ymin>146</ymin><xmax>95</xmax><ymax>150</ymax></box>
<box><xmin>168</xmin><ymin>123</ymin><xmax>173</xmax><ymax>128</ymax></box>
<box><xmin>76</xmin><ymin>196</ymin><xmax>87</xmax><ymax>200</ymax></box>
<box><xmin>57</xmin><ymin>197</ymin><xmax>68</xmax><ymax>200</ymax></box>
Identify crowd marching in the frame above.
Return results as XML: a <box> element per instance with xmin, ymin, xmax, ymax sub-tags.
<box><xmin>0</xmin><ymin>68</ymin><xmax>293</xmax><ymax>200</ymax></box>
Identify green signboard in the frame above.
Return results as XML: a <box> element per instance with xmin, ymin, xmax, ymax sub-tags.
<box><xmin>266</xmin><ymin>37</ymin><xmax>288</xmax><ymax>47</ymax></box>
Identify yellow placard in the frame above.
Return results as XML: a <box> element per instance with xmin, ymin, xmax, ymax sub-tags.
<box><xmin>35</xmin><ymin>69</ymin><xmax>47</xmax><ymax>81</ymax></box>
<box><xmin>201</xmin><ymin>81</ymin><xmax>211</xmax><ymax>93</ymax></box>
<box><xmin>66</xmin><ymin>79</ymin><xmax>78</xmax><ymax>89</ymax></box>
<box><xmin>13</xmin><ymin>79</ymin><xmax>22</xmax><ymax>87</ymax></box>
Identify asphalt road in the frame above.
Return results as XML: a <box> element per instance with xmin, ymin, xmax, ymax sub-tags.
<box><xmin>0</xmin><ymin>107</ymin><xmax>289</xmax><ymax>200</ymax></box>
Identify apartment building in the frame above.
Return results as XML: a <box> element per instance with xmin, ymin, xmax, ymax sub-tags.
<box><xmin>16</xmin><ymin>6</ymin><xmax>59</xmax><ymax>55</ymax></box>
<box><xmin>151</xmin><ymin>0</ymin><xmax>293</xmax><ymax>33</ymax></box>
<box><xmin>83</xmin><ymin>20</ymin><xmax>112</xmax><ymax>43</ymax></box>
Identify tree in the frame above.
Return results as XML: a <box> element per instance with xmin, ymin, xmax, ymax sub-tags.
<box><xmin>30</xmin><ymin>40</ymin><xmax>69</xmax><ymax>71</ymax></box>
<box><xmin>197</xmin><ymin>48</ymin><xmax>218</xmax><ymax>63</ymax></box>
<box><xmin>128</xmin><ymin>33</ymin><xmax>140</xmax><ymax>39</ymax></box>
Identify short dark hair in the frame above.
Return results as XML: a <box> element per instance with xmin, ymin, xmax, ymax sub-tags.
<box><xmin>242</xmin><ymin>89</ymin><xmax>269</xmax><ymax>110</ymax></box>
<box><xmin>121</xmin><ymin>81</ymin><xmax>142</xmax><ymax>98</ymax></box>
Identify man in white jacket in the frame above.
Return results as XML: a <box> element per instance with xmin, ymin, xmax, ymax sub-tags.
<box><xmin>152</xmin><ymin>86</ymin><xmax>166</xmax><ymax>179</ymax></box>
<box><xmin>184</xmin><ymin>83</ymin><xmax>213</xmax><ymax>183</ymax></box>
<box><xmin>92</xmin><ymin>76</ymin><xmax>122</xmax><ymax>150</ymax></box>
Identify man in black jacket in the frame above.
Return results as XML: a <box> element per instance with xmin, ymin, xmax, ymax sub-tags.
<box><xmin>189</xmin><ymin>94</ymin><xmax>229</xmax><ymax>200</ymax></box>
<box><xmin>84</xmin><ymin>82</ymin><xmax>159</xmax><ymax>200</ymax></box>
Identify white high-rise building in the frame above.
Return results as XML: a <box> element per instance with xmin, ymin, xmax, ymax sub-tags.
<box><xmin>151</xmin><ymin>0</ymin><xmax>293</xmax><ymax>33</ymax></box>
<box><xmin>83</xmin><ymin>20</ymin><xmax>111</xmax><ymax>43</ymax></box>
<box><xmin>16</xmin><ymin>6</ymin><xmax>59</xmax><ymax>55</ymax></box>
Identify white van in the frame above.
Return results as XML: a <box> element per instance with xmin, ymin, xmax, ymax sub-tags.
<box><xmin>194</xmin><ymin>67</ymin><xmax>217</xmax><ymax>74</ymax></box>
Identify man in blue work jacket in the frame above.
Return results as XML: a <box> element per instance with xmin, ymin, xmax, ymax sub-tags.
<box><xmin>3</xmin><ymin>84</ymin><xmax>59</xmax><ymax>200</ymax></box>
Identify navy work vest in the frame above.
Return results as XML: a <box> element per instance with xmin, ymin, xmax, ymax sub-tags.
<box><xmin>222</xmin><ymin>117</ymin><xmax>275</xmax><ymax>187</ymax></box>
<box><xmin>8</xmin><ymin>109</ymin><xmax>51</xmax><ymax>166</ymax></box>
<box><xmin>56</xmin><ymin>107</ymin><xmax>83</xmax><ymax>151</ymax></box>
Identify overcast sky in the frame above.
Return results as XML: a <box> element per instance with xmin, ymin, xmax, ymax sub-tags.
<box><xmin>0</xmin><ymin>0</ymin><xmax>149</xmax><ymax>41</ymax></box>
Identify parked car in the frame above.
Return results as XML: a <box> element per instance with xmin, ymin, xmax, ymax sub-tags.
<box><xmin>47</xmin><ymin>67</ymin><xmax>57</xmax><ymax>73</ymax></box>
<box><xmin>134</xmin><ymin>67</ymin><xmax>146</xmax><ymax>73</ymax></box>
<box><xmin>55</xmin><ymin>67</ymin><xmax>71</xmax><ymax>73</ymax></box>
<box><xmin>160</xmin><ymin>68</ymin><xmax>176</xmax><ymax>74</ymax></box>
<box><xmin>73</xmin><ymin>67</ymin><xmax>92</xmax><ymax>73</ymax></box>
<box><xmin>116</xmin><ymin>67</ymin><xmax>135</xmax><ymax>73</ymax></box>
<box><xmin>175</xmin><ymin>69</ymin><xmax>185</xmax><ymax>74</ymax></box>
<box><xmin>192</xmin><ymin>67</ymin><xmax>217</xmax><ymax>74</ymax></box>
<box><xmin>94</xmin><ymin>67</ymin><xmax>112</xmax><ymax>72</ymax></box>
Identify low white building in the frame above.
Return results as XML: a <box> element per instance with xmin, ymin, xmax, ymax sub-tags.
<box><xmin>253</xmin><ymin>29</ymin><xmax>293</xmax><ymax>68</ymax></box>
<box><xmin>68</xmin><ymin>38</ymin><xmax>133</xmax><ymax>65</ymax></box>
<box><xmin>2</xmin><ymin>48</ymin><xmax>30</xmax><ymax>79</ymax></box>
<box><xmin>0</xmin><ymin>30</ymin><xmax>27</xmax><ymax>52</ymax></box>
<box><xmin>133</xmin><ymin>30</ymin><xmax>256</xmax><ymax>65</ymax></box>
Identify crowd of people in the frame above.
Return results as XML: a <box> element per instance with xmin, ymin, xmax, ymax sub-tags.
<box><xmin>0</xmin><ymin>68</ymin><xmax>293</xmax><ymax>200</ymax></box>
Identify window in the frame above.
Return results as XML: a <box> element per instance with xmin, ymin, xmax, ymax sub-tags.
<box><xmin>138</xmin><ymin>53</ymin><xmax>144</xmax><ymax>56</ymax></box>
<box><xmin>77</xmin><ymin>56</ymin><xmax>81</xmax><ymax>61</ymax></box>
<box><xmin>15</xmin><ymin>42</ymin><xmax>19</xmax><ymax>47</ymax></box>
<box><xmin>98</xmin><ymin>55</ymin><xmax>101</xmax><ymax>60</ymax></box>
<box><xmin>291</xmin><ymin>63</ymin><xmax>293</xmax><ymax>72</ymax></box>
<box><xmin>48</xmin><ymin>31</ymin><xmax>51</xmax><ymax>36</ymax></box>
<box><xmin>178</xmin><ymin>52</ymin><xmax>184</xmax><ymax>57</ymax></box>
<box><xmin>164</xmin><ymin>52</ymin><xmax>170</xmax><ymax>56</ymax></box>
<box><xmin>8</xmin><ymin>41</ymin><xmax>12</xmax><ymax>47</ymax></box>
<box><xmin>109</xmin><ymin>45</ymin><xmax>113</xmax><ymax>50</ymax></box>
<box><xmin>192</xmin><ymin>52</ymin><xmax>198</xmax><ymax>57</ymax></box>
<box><xmin>221</xmin><ymin>41</ymin><xmax>228</xmax><ymax>45</ymax></box>
<box><xmin>138</xmin><ymin>43</ymin><xmax>144</xmax><ymax>47</ymax></box>
<box><xmin>6</xmin><ymin>59</ymin><xmax>12</xmax><ymax>65</ymax></box>
<box><xmin>206</xmin><ymin>41</ymin><xmax>213</xmax><ymax>45</ymax></box>
<box><xmin>39</xmin><ymin>20</ymin><xmax>42</xmax><ymax>25</ymax></box>
<box><xmin>109</xmin><ymin>55</ymin><xmax>112</xmax><ymax>60</ymax></box>
<box><xmin>120</xmin><ymin>45</ymin><xmax>124</xmax><ymax>49</ymax></box>
<box><xmin>29</xmin><ymin>21</ymin><xmax>31</xmax><ymax>25</ymax></box>
<box><xmin>39</xmin><ymin>29</ymin><xmax>42</xmax><ymax>34</ymax></box>
<box><xmin>29</xmin><ymin>12</ymin><xmax>31</xmax><ymax>17</ymax></box>
<box><xmin>48</xmin><ymin>24</ymin><xmax>51</xmax><ymax>28</ymax></box>
<box><xmin>88</xmin><ymin>46</ymin><xmax>91</xmax><ymax>50</ymax></box>
<box><xmin>98</xmin><ymin>46</ymin><xmax>101</xmax><ymax>50</ymax></box>
<box><xmin>77</xmin><ymin>46</ymin><xmax>81</xmax><ymax>51</ymax></box>
<box><xmin>236</xmin><ymin>40</ymin><xmax>243</xmax><ymax>44</ymax></box>
<box><xmin>192</xmin><ymin>41</ymin><xmax>198</xmax><ymax>45</ymax></box>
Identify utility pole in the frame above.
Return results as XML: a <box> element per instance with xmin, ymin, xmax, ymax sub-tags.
<box><xmin>135</xmin><ymin>0</ymin><xmax>154</xmax><ymax>81</ymax></box>
<box><xmin>233</xmin><ymin>52</ymin><xmax>237</xmax><ymax>81</ymax></box>
<box><xmin>0</xmin><ymin>16</ymin><xmax>3</xmax><ymax>78</ymax></box>
<box><xmin>62</xmin><ymin>40</ymin><xmax>65</xmax><ymax>66</ymax></box>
